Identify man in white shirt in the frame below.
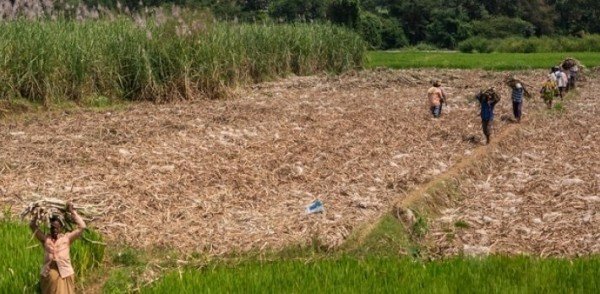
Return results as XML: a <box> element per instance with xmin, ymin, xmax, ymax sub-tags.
<box><xmin>553</xmin><ymin>66</ymin><xmax>568</xmax><ymax>98</ymax></box>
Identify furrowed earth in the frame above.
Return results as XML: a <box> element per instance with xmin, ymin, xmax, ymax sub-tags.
<box><xmin>1</xmin><ymin>69</ymin><xmax>597</xmax><ymax>256</ymax></box>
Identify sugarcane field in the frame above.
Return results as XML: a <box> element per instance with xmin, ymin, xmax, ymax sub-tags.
<box><xmin>2</xmin><ymin>66</ymin><xmax>599</xmax><ymax>291</ymax></box>
<box><xmin>1</xmin><ymin>1</ymin><xmax>600</xmax><ymax>293</ymax></box>
<box><xmin>1</xmin><ymin>67</ymin><xmax>595</xmax><ymax>254</ymax></box>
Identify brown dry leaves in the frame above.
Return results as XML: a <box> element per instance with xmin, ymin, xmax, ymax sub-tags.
<box><xmin>427</xmin><ymin>73</ymin><xmax>599</xmax><ymax>258</ymax></box>
<box><xmin>1</xmin><ymin>69</ymin><xmax>554</xmax><ymax>255</ymax></box>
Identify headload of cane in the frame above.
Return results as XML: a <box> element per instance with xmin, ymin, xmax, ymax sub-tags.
<box><xmin>504</xmin><ymin>75</ymin><xmax>519</xmax><ymax>85</ymax></box>
<box><xmin>20</xmin><ymin>198</ymin><xmax>99</xmax><ymax>228</ymax></box>
<box><xmin>560</xmin><ymin>57</ymin><xmax>584</xmax><ymax>70</ymax></box>
<box><xmin>479</xmin><ymin>87</ymin><xmax>501</xmax><ymax>103</ymax></box>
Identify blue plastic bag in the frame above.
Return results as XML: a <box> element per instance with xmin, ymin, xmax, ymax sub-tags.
<box><xmin>306</xmin><ymin>199</ymin><xmax>324</xmax><ymax>214</ymax></box>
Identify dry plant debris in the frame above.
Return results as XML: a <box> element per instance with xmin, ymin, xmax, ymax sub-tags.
<box><xmin>20</xmin><ymin>198</ymin><xmax>101</xmax><ymax>227</ymax></box>
<box><xmin>1</xmin><ymin>69</ymin><xmax>558</xmax><ymax>255</ymax></box>
<box><xmin>426</xmin><ymin>73</ymin><xmax>599</xmax><ymax>257</ymax></box>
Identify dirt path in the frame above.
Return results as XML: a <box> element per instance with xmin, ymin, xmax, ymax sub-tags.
<box><xmin>351</xmin><ymin>120</ymin><xmax>523</xmax><ymax>247</ymax></box>
<box><xmin>396</xmin><ymin>124</ymin><xmax>520</xmax><ymax>210</ymax></box>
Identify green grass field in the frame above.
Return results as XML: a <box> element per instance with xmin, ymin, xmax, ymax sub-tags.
<box><xmin>139</xmin><ymin>214</ymin><xmax>600</xmax><ymax>293</ymax></box>
<box><xmin>367</xmin><ymin>51</ymin><xmax>600</xmax><ymax>70</ymax></box>
<box><xmin>142</xmin><ymin>256</ymin><xmax>600</xmax><ymax>293</ymax></box>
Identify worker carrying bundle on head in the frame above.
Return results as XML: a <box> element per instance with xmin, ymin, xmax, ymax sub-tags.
<box><xmin>540</xmin><ymin>77</ymin><xmax>559</xmax><ymax>109</ymax></box>
<box><xmin>426</xmin><ymin>79</ymin><xmax>447</xmax><ymax>118</ymax></box>
<box><xmin>28</xmin><ymin>201</ymin><xmax>86</xmax><ymax>294</ymax></box>
<box><xmin>506</xmin><ymin>76</ymin><xmax>531</xmax><ymax>123</ymax></box>
<box><xmin>552</xmin><ymin>66</ymin><xmax>568</xmax><ymax>98</ymax></box>
<box><xmin>476</xmin><ymin>87</ymin><xmax>500</xmax><ymax>145</ymax></box>
<box><xmin>561</xmin><ymin>57</ymin><xmax>582</xmax><ymax>90</ymax></box>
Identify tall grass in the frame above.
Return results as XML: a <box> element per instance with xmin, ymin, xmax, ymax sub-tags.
<box><xmin>0</xmin><ymin>20</ymin><xmax>365</xmax><ymax>104</ymax></box>
<box><xmin>142</xmin><ymin>255</ymin><xmax>600</xmax><ymax>293</ymax></box>
<box><xmin>459</xmin><ymin>35</ymin><xmax>600</xmax><ymax>53</ymax></box>
<box><xmin>367</xmin><ymin>51</ymin><xmax>600</xmax><ymax>70</ymax></box>
<box><xmin>0</xmin><ymin>217</ymin><xmax>105</xmax><ymax>292</ymax></box>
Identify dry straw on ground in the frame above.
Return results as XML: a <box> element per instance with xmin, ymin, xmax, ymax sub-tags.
<box><xmin>426</xmin><ymin>73</ymin><xmax>599</xmax><ymax>257</ymax></box>
<box><xmin>2</xmin><ymin>69</ymin><xmax>577</xmax><ymax>255</ymax></box>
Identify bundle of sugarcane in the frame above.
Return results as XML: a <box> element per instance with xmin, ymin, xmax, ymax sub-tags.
<box><xmin>504</xmin><ymin>75</ymin><xmax>533</xmax><ymax>99</ymax></box>
<box><xmin>481</xmin><ymin>87</ymin><xmax>501</xmax><ymax>103</ymax></box>
<box><xmin>560</xmin><ymin>57</ymin><xmax>585</xmax><ymax>70</ymax></box>
<box><xmin>561</xmin><ymin>57</ymin><xmax>587</xmax><ymax>82</ymax></box>
<box><xmin>20</xmin><ymin>198</ymin><xmax>98</xmax><ymax>228</ymax></box>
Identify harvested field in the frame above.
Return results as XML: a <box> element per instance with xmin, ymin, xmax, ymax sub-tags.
<box><xmin>426</xmin><ymin>74</ymin><xmax>600</xmax><ymax>257</ymax></box>
<box><xmin>1</xmin><ymin>69</ymin><xmax>552</xmax><ymax>254</ymax></box>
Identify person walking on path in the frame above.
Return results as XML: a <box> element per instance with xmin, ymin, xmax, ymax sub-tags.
<box><xmin>562</xmin><ymin>58</ymin><xmax>580</xmax><ymax>91</ymax></box>
<box><xmin>506</xmin><ymin>76</ymin><xmax>531</xmax><ymax>123</ymax></box>
<box><xmin>552</xmin><ymin>66</ymin><xmax>568</xmax><ymax>98</ymax></box>
<box><xmin>476</xmin><ymin>88</ymin><xmax>500</xmax><ymax>145</ymax></box>
<box><xmin>427</xmin><ymin>80</ymin><xmax>447</xmax><ymax>118</ymax></box>
<box><xmin>540</xmin><ymin>77</ymin><xmax>559</xmax><ymax>109</ymax></box>
<box><xmin>30</xmin><ymin>202</ymin><xmax>87</xmax><ymax>294</ymax></box>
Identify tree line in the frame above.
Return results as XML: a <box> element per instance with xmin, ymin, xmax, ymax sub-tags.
<box><xmin>84</xmin><ymin>0</ymin><xmax>600</xmax><ymax>49</ymax></box>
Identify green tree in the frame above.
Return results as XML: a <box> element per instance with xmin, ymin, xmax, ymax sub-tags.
<box><xmin>479</xmin><ymin>0</ymin><xmax>555</xmax><ymax>34</ymax></box>
<box><xmin>426</xmin><ymin>7</ymin><xmax>472</xmax><ymax>48</ymax></box>
<box><xmin>358</xmin><ymin>12</ymin><xmax>384</xmax><ymax>48</ymax></box>
<box><xmin>453</xmin><ymin>0</ymin><xmax>489</xmax><ymax>19</ymax></box>
<box><xmin>550</xmin><ymin>0</ymin><xmax>600</xmax><ymax>34</ymax></box>
<box><xmin>389</xmin><ymin>0</ymin><xmax>437</xmax><ymax>45</ymax></box>
<box><xmin>269</xmin><ymin>0</ymin><xmax>329</xmax><ymax>22</ymax></box>
<box><xmin>240</xmin><ymin>0</ymin><xmax>271</xmax><ymax>11</ymax></box>
<box><xmin>518</xmin><ymin>0</ymin><xmax>555</xmax><ymax>35</ymax></box>
<box><xmin>380</xmin><ymin>17</ymin><xmax>409</xmax><ymax>48</ymax></box>
<box><xmin>328</xmin><ymin>0</ymin><xmax>361</xmax><ymax>28</ymax></box>
<box><xmin>210</xmin><ymin>0</ymin><xmax>243</xmax><ymax>20</ymax></box>
<box><xmin>472</xmin><ymin>16</ymin><xmax>535</xmax><ymax>38</ymax></box>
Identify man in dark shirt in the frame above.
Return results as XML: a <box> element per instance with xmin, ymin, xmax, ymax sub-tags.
<box><xmin>476</xmin><ymin>88</ymin><xmax>500</xmax><ymax>144</ymax></box>
<box><xmin>506</xmin><ymin>76</ymin><xmax>530</xmax><ymax>123</ymax></box>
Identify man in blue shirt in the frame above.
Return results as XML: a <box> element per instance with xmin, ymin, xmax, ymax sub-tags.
<box><xmin>476</xmin><ymin>88</ymin><xmax>500</xmax><ymax>144</ymax></box>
